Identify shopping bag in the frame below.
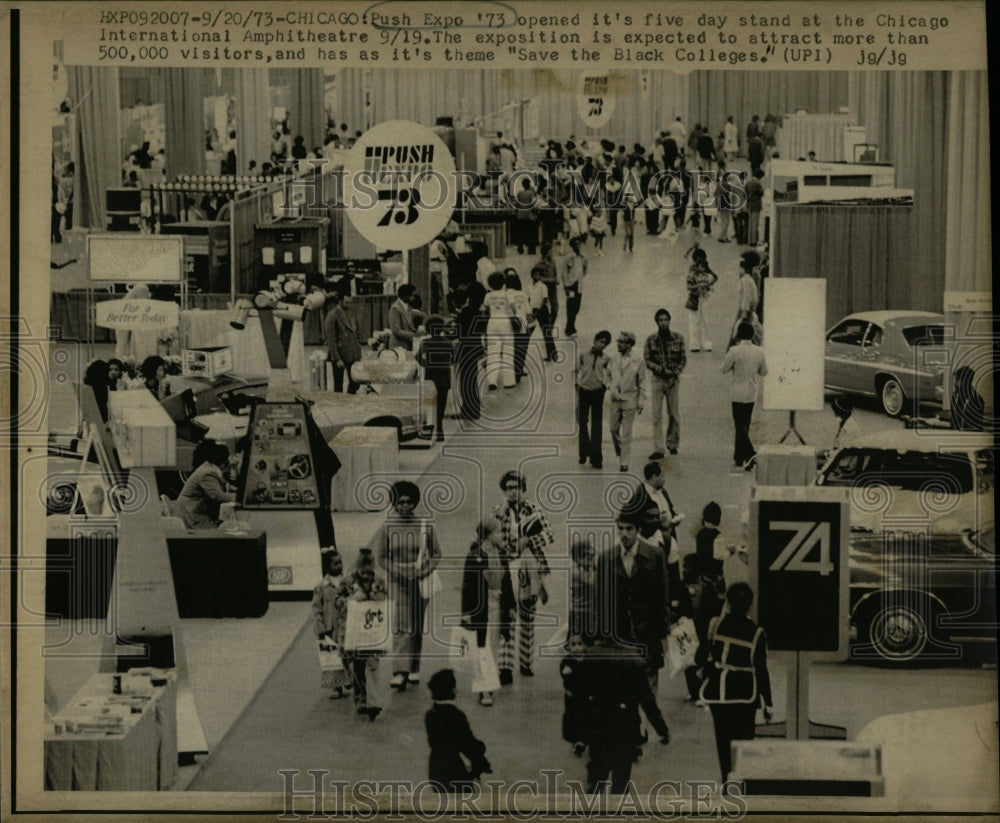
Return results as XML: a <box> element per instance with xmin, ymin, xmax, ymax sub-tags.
<box><xmin>666</xmin><ymin>616</ymin><xmax>700</xmax><ymax>678</ymax></box>
<box><xmin>419</xmin><ymin>570</ymin><xmax>443</xmax><ymax>599</ymax></box>
<box><xmin>343</xmin><ymin>599</ymin><xmax>391</xmax><ymax>652</ymax></box>
<box><xmin>471</xmin><ymin>644</ymin><xmax>502</xmax><ymax>694</ymax></box>
<box><xmin>449</xmin><ymin>625</ymin><xmax>479</xmax><ymax>685</ymax></box>
<box><xmin>317</xmin><ymin>639</ymin><xmax>345</xmax><ymax>689</ymax></box>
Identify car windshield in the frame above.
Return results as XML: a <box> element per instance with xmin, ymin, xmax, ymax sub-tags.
<box><xmin>901</xmin><ymin>324</ymin><xmax>947</xmax><ymax>346</ymax></box>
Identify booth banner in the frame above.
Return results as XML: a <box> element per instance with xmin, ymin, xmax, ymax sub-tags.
<box><xmin>577</xmin><ymin>72</ymin><xmax>615</xmax><ymax>129</ymax></box>
<box><xmin>95</xmin><ymin>299</ymin><xmax>180</xmax><ymax>331</ymax></box>
<box><xmin>342</xmin><ymin>599</ymin><xmax>391</xmax><ymax>652</ymax></box>
<box><xmin>342</xmin><ymin>120</ymin><xmax>457</xmax><ymax>251</ymax></box>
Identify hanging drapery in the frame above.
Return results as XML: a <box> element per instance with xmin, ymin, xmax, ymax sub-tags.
<box><xmin>773</xmin><ymin>204</ymin><xmax>921</xmax><ymax>320</ymax></box>
<box><xmin>235</xmin><ymin>68</ymin><xmax>273</xmax><ymax>174</ymax></box>
<box><xmin>686</xmin><ymin>71</ymin><xmax>850</xmax><ymax>144</ymax></box>
<box><xmin>945</xmin><ymin>71</ymin><xmax>991</xmax><ymax>294</ymax></box>
<box><xmin>68</xmin><ymin>66</ymin><xmax>121</xmax><ymax>230</ymax></box>
<box><xmin>163</xmin><ymin>68</ymin><xmax>206</xmax><ymax>181</ymax></box>
<box><xmin>281</xmin><ymin>68</ymin><xmax>326</xmax><ymax>152</ymax></box>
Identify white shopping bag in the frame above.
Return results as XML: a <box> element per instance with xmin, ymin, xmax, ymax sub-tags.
<box><xmin>471</xmin><ymin>645</ymin><xmax>501</xmax><ymax>694</ymax></box>
<box><xmin>343</xmin><ymin>599</ymin><xmax>391</xmax><ymax>652</ymax></box>
<box><xmin>666</xmin><ymin>616</ymin><xmax>700</xmax><ymax>678</ymax></box>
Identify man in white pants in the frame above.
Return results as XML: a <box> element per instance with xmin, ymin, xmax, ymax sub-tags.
<box><xmin>607</xmin><ymin>331</ymin><xmax>647</xmax><ymax>473</ymax></box>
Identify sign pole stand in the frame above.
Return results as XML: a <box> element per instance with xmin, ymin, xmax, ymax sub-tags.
<box><xmin>778</xmin><ymin>410</ymin><xmax>806</xmax><ymax>445</ymax></box>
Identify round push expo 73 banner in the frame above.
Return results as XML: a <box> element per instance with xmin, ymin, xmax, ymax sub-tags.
<box><xmin>342</xmin><ymin>120</ymin><xmax>457</xmax><ymax>251</ymax></box>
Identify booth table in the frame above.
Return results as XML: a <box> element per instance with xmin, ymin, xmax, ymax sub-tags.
<box><xmin>45</xmin><ymin>673</ymin><xmax>177</xmax><ymax>791</ymax></box>
<box><xmin>776</xmin><ymin>113</ymin><xmax>857</xmax><ymax>162</ymax></box>
<box><xmin>755</xmin><ymin>445</ymin><xmax>819</xmax><ymax>486</ymax></box>
<box><xmin>329</xmin><ymin>426</ymin><xmax>399</xmax><ymax>511</ymax></box>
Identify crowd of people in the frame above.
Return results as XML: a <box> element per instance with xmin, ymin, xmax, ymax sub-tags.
<box><xmin>309</xmin><ymin>464</ymin><xmax>772</xmax><ymax>794</ymax></box>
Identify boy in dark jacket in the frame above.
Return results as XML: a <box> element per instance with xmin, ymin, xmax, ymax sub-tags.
<box><xmin>425</xmin><ymin>669</ymin><xmax>491</xmax><ymax>793</ymax></box>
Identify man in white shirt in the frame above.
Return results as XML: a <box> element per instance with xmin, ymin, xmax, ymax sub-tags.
<box><xmin>607</xmin><ymin>331</ymin><xmax>646</xmax><ymax>472</ymax></box>
<box><xmin>722</xmin><ymin>321</ymin><xmax>768</xmax><ymax>469</ymax></box>
<box><xmin>527</xmin><ymin>265</ymin><xmax>556</xmax><ymax>362</ymax></box>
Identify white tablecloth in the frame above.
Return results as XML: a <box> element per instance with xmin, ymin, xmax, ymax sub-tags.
<box><xmin>45</xmin><ymin>672</ymin><xmax>177</xmax><ymax>791</ymax></box>
<box><xmin>777</xmin><ymin>114</ymin><xmax>857</xmax><ymax>162</ymax></box>
<box><xmin>755</xmin><ymin>445</ymin><xmax>819</xmax><ymax>486</ymax></box>
<box><xmin>329</xmin><ymin>426</ymin><xmax>399</xmax><ymax>511</ymax></box>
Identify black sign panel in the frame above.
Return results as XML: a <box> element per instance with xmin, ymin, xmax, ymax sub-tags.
<box><xmin>756</xmin><ymin>500</ymin><xmax>844</xmax><ymax>652</ymax></box>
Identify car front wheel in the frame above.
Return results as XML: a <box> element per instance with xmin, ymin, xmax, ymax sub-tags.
<box><xmin>879</xmin><ymin>377</ymin><xmax>906</xmax><ymax>417</ymax></box>
<box><xmin>865</xmin><ymin>601</ymin><xmax>930</xmax><ymax>662</ymax></box>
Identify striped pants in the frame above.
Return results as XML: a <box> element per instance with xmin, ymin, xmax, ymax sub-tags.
<box><xmin>499</xmin><ymin>599</ymin><xmax>536</xmax><ymax>672</ymax></box>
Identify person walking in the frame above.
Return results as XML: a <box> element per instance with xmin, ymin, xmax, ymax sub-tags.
<box><xmin>418</xmin><ymin>316</ymin><xmax>455</xmax><ymax>442</ymax></box>
<box><xmin>559</xmin><ymin>238</ymin><xmax>587</xmax><ymax>337</ymax></box>
<box><xmin>607</xmin><ymin>331</ymin><xmax>646</xmax><ymax>473</ymax></box>
<box><xmin>527</xmin><ymin>265</ymin><xmax>557</xmax><ymax>362</ymax></box>
<box><xmin>576</xmin><ymin>330</ymin><xmax>611</xmax><ymax>469</ymax></box>
<box><xmin>483</xmin><ymin>271</ymin><xmax>517</xmax><ymax>390</ymax></box>
<box><xmin>722</xmin><ymin>322</ymin><xmax>768</xmax><ymax>470</ymax></box>
<box><xmin>643</xmin><ymin>309</ymin><xmax>687</xmax><ymax>458</ymax></box>
<box><xmin>425</xmin><ymin>669</ymin><xmax>491</xmax><ymax>792</ymax></box>
<box><xmin>372</xmin><ymin>481</ymin><xmax>441</xmax><ymax>692</ymax></box>
<box><xmin>685</xmin><ymin>247</ymin><xmax>718</xmax><ymax>352</ymax></box>
<box><xmin>493</xmin><ymin>470</ymin><xmax>555</xmax><ymax>682</ymax></box>
<box><xmin>324</xmin><ymin>292</ymin><xmax>363</xmax><ymax>394</ymax></box>
<box><xmin>336</xmin><ymin>549</ymin><xmax>388</xmax><ymax>720</ymax></box>
<box><xmin>699</xmin><ymin>583</ymin><xmax>774</xmax><ymax>780</ymax></box>
<box><xmin>461</xmin><ymin>517</ymin><xmax>515</xmax><ymax>706</ymax></box>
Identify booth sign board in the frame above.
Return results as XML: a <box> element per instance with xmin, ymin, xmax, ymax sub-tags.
<box><xmin>750</xmin><ymin>486</ymin><xmax>851</xmax><ymax>658</ymax></box>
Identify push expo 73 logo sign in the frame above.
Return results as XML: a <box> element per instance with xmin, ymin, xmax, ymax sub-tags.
<box><xmin>342</xmin><ymin>120</ymin><xmax>457</xmax><ymax>251</ymax></box>
<box><xmin>751</xmin><ymin>488</ymin><xmax>851</xmax><ymax>657</ymax></box>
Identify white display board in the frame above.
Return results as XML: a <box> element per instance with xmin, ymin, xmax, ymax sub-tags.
<box><xmin>762</xmin><ymin>278</ymin><xmax>827</xmax><ymax>411</ymax></box>
<box><xmin>88</xmin><ymin>234</ymin><xmax>184</xmax><ymax>282</ymax></box>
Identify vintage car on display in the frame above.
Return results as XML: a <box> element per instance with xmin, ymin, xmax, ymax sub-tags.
<box><xmin>847</xmin><ymin>520</ymin><xmax>995</xmax><ymax>664</ymax></box>
<box><xmin>824</xmin><ymin>311</ymin><xmax>949</xmax><ymax>416</ymax></box>
<box><xmin>816</xmin><ymin>432</ymin><xmax>996</xmax><ymax>664</ymax></box>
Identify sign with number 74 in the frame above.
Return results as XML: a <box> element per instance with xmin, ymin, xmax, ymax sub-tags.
<box><xmin>750</xmin><ymin>486</ymin><xmax>851</xmax><ymax>657</ymax></box>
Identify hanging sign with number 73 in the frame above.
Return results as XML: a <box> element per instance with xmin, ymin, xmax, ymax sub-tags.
<box><xmin>750</xmin><ymin>486</ymin><xmax>851</xmax><ymax>657</ymax></box>
<box><xmin>343</xmin><ymin>120</ymin><xmax>457</xmax><ymax>251</ymax></box>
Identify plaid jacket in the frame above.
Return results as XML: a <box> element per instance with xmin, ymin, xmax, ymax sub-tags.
<box><xmin>492</xmin><ymin>499</ymin><xmax>554</xmax><ymax>574</ymax></box>
<box><xmin>643</xmin><ymin>331</ymin><xmax>687</xmax><ymax>386</ymax></box>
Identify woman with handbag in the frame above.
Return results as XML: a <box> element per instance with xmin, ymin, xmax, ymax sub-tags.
<box><xmin>372</xmin><ymin>481</ymin><xmax>441</xmax><ymax>693</ymax></box>
<box><xmin>461</xmin><ymin>517</ymin><xmax>516</xmax><ymax>706</ymax></box>
<box><xmin>699</xmin><ymin>582</ymin><xmax>773</xmax><ymax>779</ymax></box>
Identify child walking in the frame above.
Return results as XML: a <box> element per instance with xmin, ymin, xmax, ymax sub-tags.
<box><xmin>425</xmin><ymin>669</ymin><xmax>492</xmax><ymax>793</ymax></box>
<box><xmin>313</xmin><ymin>547</ymin><xmax>352</xmax><ymax>699</ymax></box>
<box><xmin>560</xmin><ymin>633</ymin><xmax>593</xmax><ymax>757</ymax></box>
<box><xmin>336</xmin><ymin>549</ymin><xmax>388</xmax><ymax>720</ymax></box>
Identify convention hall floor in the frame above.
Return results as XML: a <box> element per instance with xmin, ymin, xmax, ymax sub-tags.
<box><xmin>44</xmin><ymin>215</ymin><xmax>996</xmax><ymax>803</ymax></box>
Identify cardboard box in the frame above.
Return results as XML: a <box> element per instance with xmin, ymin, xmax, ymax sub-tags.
<box><xmin>182</xmin><ymin>346</ymin><xmax>233</xmax><ymax>379</ymax></box>
<box><xmin>109</xmin><ymin>390</ymin><xmax>176</xmax><ymax>467</ymax></box>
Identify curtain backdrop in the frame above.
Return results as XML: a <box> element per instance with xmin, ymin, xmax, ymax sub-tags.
<box><xmin>68</xmin><ymin>66</ymin><xmax>121</xmax><ymax>229</ymax></box>
<box><xmin>773</xmin><ymin>204</ymin><xmax>924</xmax><ymax>321</ymax></box>
<box><xmin>945</xmin><ymin>71</ymin><xmax>991</xmax><ymax>293</ymax></box>
<box><xmin>687</xmin><ymin>71</ymin><xmax>849</xmax><ymax>143</ymax></box>
<box><xmin>235</xmin><ymin>69</ymin><xmax>273</xmax><ymax>174</ymax></box>
<box><xmin>332</xmin><ymin>68</ymin><xmax>688</xmax><ymax>145</ymax></box>
<box><xmin>163</xmin><ymin>69</ymin><xmax>206</xmax><ymax>180</ymax></box>
<box><xmin>273</xmin><ymin>68</ymin><xmax>326</xmax><ymax>152</ymax></box>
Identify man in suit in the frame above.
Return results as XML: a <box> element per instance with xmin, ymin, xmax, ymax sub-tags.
<box><xmin>623</xmin><ymin>461</ymin><xmax>689</xmax><ymax>622</ymax></box>
<box><xmin>607</xmin><ymin>331</ymin><xmax>646</xmax><ymax>472</ymax></box>
<box><xmin>389</xmin><ymin>283</ymin><xmax>420</xmax><ymax>350</ymax></box>
<box><xmin>597</xmin><ymin>511</ymin><xmax>670</xmax><ymax>680</ymax></box>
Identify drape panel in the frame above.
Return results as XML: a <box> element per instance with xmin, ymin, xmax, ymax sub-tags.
<box><xmin>68</xmin><ymin>66</ymin><xmax>121</xmax><ymax>229</ymax></box>
<box><xmin>687</xmin><ymin>71</ymin><xmax>849</xmax><ymax>144</ymax></box>
<box><xmin>773</xmin><ymin>204</ymin><xmax>925</xmax><ymax>322</ymax></box>
<box><xmin>945</xmin><ymin>72</ymin><xmax>991</xmax><ymax>293</ymax></box>
<box><xmin>163</xmin><ymin>69</ymin><xmax>206</xmax><ymax>180</ymax></box>
<box><xmin>332</xmin><ymin>68</ymin><xmax>688</xmax><ymax>146</ymax></box>
<box><xmin>235</xmin><ymin>69</ymin><xmax>273</xmax><ymax>173</ymax></box>
<box><xmin>273</xmin><ymin>68</ymin><xmax>326</xmax><ymax>152</ymax></box>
